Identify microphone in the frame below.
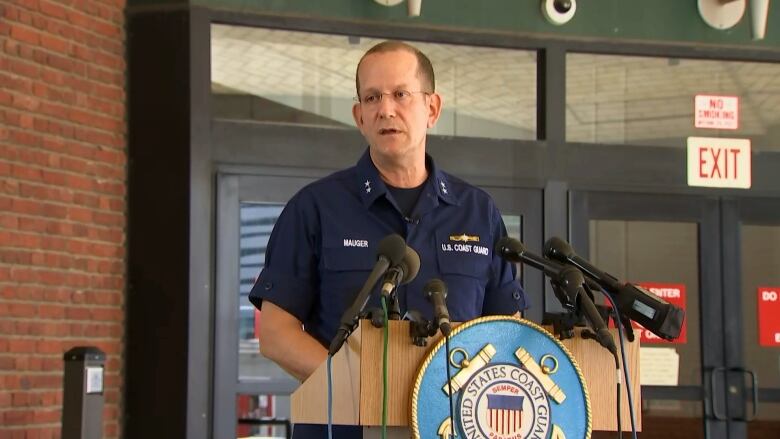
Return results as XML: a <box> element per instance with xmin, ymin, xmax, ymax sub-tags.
<box><xmin>496</xmin><ymin>237</ymin><xmax>616</xmax><ymax>355</ymax></box>
<box><xmin>328</xmin><ymin>234</ymin><xmax>407</xmax><ymax>356</ymax></box>
<box><xmin>544</xmin><ymin>237</ymin><xmax>685</xmax><ymax>341</ymax></box>
<box><xmin>424</xmin><ymin>279</ymin><xmax>452</xmax><ymax>336</ymax></box>
<box><xmin>381</xmin><ymin>245</ymin><xmax>421</xmax><ymax>297</ymax></box>
<box><xmin>496</xmin><ymin>236</ymin><xmax>567</xmax><ymax>279</ymax></box>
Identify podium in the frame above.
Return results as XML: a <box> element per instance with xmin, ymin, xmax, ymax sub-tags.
<box><xmin>292</xmin><ymin>320</ymin><xmax>641</xmax><ymax>436</ymax></box>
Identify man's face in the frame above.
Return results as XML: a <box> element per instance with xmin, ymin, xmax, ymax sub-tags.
<box><xmin>352</xmin><ymin>50</ymin><xmax>442</xmax><ymax>163</ymax></box>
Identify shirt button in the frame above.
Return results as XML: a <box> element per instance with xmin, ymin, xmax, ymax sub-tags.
<box><xmin>512</xmin><ymin>291</ymin><xmax>521</xmax><ymax>300</ymax></box>
<box><xmin>264</xmin><ymin>282</ymin><xmax>273</xmax><ymax>290</ymax></box>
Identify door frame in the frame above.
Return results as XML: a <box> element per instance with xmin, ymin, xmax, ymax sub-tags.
<box><xmin>213</xmin><ymin>172</ymin><xmax>326</xmax><ymax>439</ymax></box>
<box><xmin>722</xmin><ymin>197</ymin><xmax>780</xmax><ymax>438</ymax></box>
<box><xmin>570</xmin><ymin>190</ymin><xmax>725</xmax><ymax>437</ymax></box>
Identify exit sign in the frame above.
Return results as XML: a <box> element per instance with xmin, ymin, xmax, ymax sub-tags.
<box><xmin>687</xmin><ymin>137</ymin><xmax>751</xmax><ymax>189</ymax></box>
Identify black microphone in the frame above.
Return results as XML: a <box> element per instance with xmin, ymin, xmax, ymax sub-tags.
<box><xmin>496</xmin><ymin>236</ymin><xmax>607</xmax><ymax>303</ymax></box>
<box><xmin>556</xmin><ymin>266</ymin><xmax>617</xmax><ymax>356</ymax></box>
<box><xmin>544</xmin><ymin>237</ymin><xmax>685</xmax><ymax>341</ymax></box>
<box><xmin>381</xmin><ymin>245</ymin><xmax>421</xmax><ymax>297</ymax></box>
<box><xmin>328</xmin><ymin>234</ymin><xmax>407</xmax><ymax>356</ymax></box>
<box><xmin>496</xmin><ymin>237</ymin><xmax>616</xmax><ymax>355</ymax></box>
<box><xmin>496</xmin><ymin>236</ymin><xmax>567</xmax><ymax>278</ymax></box>
<box><xmin>424</xmin><ymin>279</ymin><xmax>451</xmax><ymax>336</ymax></box>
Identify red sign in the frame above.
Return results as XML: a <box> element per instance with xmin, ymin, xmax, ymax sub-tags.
<box><xmin>633</xmin><ymin>283</ymin><xmax>687</xmax><ymax>344</ymax></box>
<box><xmin>758</xmin><ymin>287</ymin><xmax>780</xmax><ymax>347</ymax></box>
<box><xmin>695</xmin><ymin>95</ymin><xmax>739</xmax><ymax>130</ymax></box>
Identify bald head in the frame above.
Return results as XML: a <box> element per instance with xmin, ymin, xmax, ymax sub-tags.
<box><xmin>355</xmin><ymin>41</ymin><xmax>435</xmax><ymax>99</ymax></box>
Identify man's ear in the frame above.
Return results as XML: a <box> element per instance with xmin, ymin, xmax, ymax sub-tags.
<box><xmin>352</xmin><ymin>103</ymin><xmax>364</xmax><ymax>130</ymax></box>
<box><xmin>427</xmin><ymin>93</ymin><xmax>443</xmax><ymax>129</ymax></box>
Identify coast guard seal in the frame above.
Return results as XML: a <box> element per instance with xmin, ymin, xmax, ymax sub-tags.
<box><xmin>459</xmin><ymin>363</ymin><xmax>550</xmax><ymax>439</ymax></box>
<box><xmin>411</xmin><ymin>316</ymin><xmax>591</xmax><ymax>439</ymax></box>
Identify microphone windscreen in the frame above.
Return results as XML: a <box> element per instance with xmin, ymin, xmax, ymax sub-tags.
<box><xmin>496</xmin><ymin>236</ymin><xmax>524</xmax><ymax>255</ymax></box>
<box><xmin>423</xmin><ymin>278</ymin><xmax>447</xmax><ymax>298</ymax></box>
<box><xmin>543</xmin><ymin>237</ymin><xmax>574</xmax><ymax>260</ymax></box>
<box><xmin>400</xmin><ymin>246</ymin><xmax>421</xmax><ymax>285</ymax></box>
<box><xmin>377</xmin><ymin>234</ymin><xmax>407</xmax><ymax>266</ymax></box>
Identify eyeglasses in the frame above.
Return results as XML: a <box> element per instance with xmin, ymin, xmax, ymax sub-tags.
<box><xmin>356</xmin><ymin>90</ymin><xmax>430</xmax><ymax>106</ymax></box>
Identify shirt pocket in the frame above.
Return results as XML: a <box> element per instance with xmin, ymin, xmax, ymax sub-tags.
<box><xmin>320</xmin><ymin>245</ymin><xmax>377</xmax><ymax>314</ymax></box>
<box><xmin>434</xmin><ymin>231</ymin><xmax>492</xmax><ymax>320</ymax></box>
<box><xmin>322</xmin><ymin>245</ymin><xmax>375</xmax><ymax>271</ymax></box>
<box><xmin>434</xmin><ymin>230</ymin><xmax>492</xmax><ymax>279</ymax></box>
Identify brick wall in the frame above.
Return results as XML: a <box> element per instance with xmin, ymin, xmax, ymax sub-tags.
<box><xmin>0</xmin><ymin>0</ymin><xmax>126</xmax><ymax>437</ymax></box>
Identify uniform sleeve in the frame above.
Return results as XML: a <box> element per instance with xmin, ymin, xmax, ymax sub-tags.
<box><xmin>248</xmin><ymin>191</ymin><xmax>321</xmax><ymax>323</ymax></box>
<box><xmin>482</xmin><ymin>204</ymin><xmax>528</xmax><ymax>315</ymax></box>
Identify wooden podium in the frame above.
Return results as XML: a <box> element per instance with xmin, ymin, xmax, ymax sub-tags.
<box><xmin>292</xmin><ymin>320</ymin><xmax>641</xmax><ymax>436</ymax></box>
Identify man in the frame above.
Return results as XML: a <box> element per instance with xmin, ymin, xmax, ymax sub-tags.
<box><xmin>249</xmin><ymin>41</ymin><xmax>527</xmax><ymax>438</ymax></box>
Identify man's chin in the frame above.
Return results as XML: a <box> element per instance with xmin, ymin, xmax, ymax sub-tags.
<box><xmin>370</xmin><ymin>139</ymin><xmax>407</xmax><ymax>154</ymax></box>
<box><xmin>373</xmin><ymin>141</ymin><xmax>409</xmax><ymax>157</ymax></box>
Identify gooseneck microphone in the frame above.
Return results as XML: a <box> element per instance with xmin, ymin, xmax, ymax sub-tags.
<box><xmin>423</xmin><ymin>279</ymin><xmax>452</xmax><ymax>336</ymax></box>
<box><xmin>381</xmin><ymin>246</ymin><xmax>421</xmax><ymax>297</ymax></box>
<box><xmin>496</xmin><ymin>237</ymin><xmax>616</xmax><ymax>356</ymax></box>
<box><xmin>328</xmin><ymin>234</ymin><xmax>407</xmax><ymax>356</ymax></box>
<box><xmin>383</xmin><ymin>245</ymin><xmax>421</xmax><ymax>320</ymax></box>
<box><xmin>544</xmin><ymin>237</ymin><xmax>685</xmax><ymax>341</ymax></box>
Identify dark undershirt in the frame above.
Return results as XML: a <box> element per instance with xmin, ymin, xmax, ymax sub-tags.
<box><xmin>386</xmin><ymin>182</ymin><xmax>425</xmax><ymax>218</ymax></box>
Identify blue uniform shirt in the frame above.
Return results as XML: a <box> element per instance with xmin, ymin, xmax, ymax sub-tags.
<box><xmin>250</xmin><ymin>150</ymin><xmax>527</xmax><ymax>348</ymax></box>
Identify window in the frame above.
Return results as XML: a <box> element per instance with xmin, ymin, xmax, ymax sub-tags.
<box><xmin>211</xmin><ymin>25</ymin><xmax>537</xmax><ymax>140</ymax></box>
<box><xmin>568</xmin><ymin>53</ymin><xmax>780</xmax><ymax>150</ymax></box>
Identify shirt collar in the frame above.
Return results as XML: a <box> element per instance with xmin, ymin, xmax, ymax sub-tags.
<box><xmin>425</xmin><ymin>154</ymin><xmax>460</xmax><ymax>207</ymax></box>
<box><xmin>355</xmin><ymin>150</ymin><xmax>388</xmax><ymax>207</ymax></box>
<box><xmin>355</xmin><ymin>149</ymin><xmax>460</xmax><ymax>209</ymax></box>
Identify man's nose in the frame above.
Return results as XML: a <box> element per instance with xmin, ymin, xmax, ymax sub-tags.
<box><xmin>377</xmin><ymin>94</ymin><xmax>397</xmax><ymax>118</ymax></box>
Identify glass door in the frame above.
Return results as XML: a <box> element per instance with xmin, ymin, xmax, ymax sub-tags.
<box><xmin>215</xmin><ymin>174</ymin><xmax>318</xmax><ymax>439</ymax></box>
<box><xmin>722</xmin><ymin>198</ymin><xmax>780</xmax><ymax>439</ymax></box>
<box><xmin>482</xmin><ymin>187</ymin><xmax>545</xmax><ymax>324</ymax></box>
<box><xmin>570</xmin><ymin>191</ymin><xmax>723</xmax><ymax>439</ymax></box>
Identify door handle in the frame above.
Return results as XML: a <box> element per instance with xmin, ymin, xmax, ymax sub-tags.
<box><xmin>709</xmin><ymin>367</ymin><xmax>728</xmax><ymax>421</ymax></box>
<box><xmin>730</xmin><ymin>367</ymin><xmax>758</xmax><ymax>422</ymax></box>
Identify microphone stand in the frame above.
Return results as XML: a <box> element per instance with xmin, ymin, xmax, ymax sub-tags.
<box><xmin>386</xmin><ymin>291</ymin><xmax>402</xmax><ymax>321</ymax></box>
<box><xmin>329</xmin><ymin>261</ymin><xmax>391</xmax><ymax>356</ymax></box>
<box><xmin>380</xmin><ymin>264</ymin><xmax>408</xmax><ymax>322</ymax></box>
<box><xmin>607</xmin><ymin>299</ymin><xmax>636</xmax><ymax>342</ymax></box>
<box><xmin>543</xmin><ymin>272</ymin><xmax>588</xmax><ymax>341</ymax></box>
<box><xmin>547</xmin><ymin>266</ymin><xmax>617</xmax><ymax>357</ymax></box>
<box><xmin>403</xmin><ymin>310</ymin><xmax>437</xmax><ymax>347</ymax></box>
<box><xmin>542</xmin><ymin>308</ymin><xmax>580</xmax><ymax>341</ymax></box>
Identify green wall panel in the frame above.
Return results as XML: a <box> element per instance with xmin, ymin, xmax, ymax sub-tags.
<box><xmin>135</xmin><ymin>0</ymin><xmax>780</xmax><ymax>48</ymax></box>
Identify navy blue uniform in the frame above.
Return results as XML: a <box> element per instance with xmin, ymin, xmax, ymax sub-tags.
<box><xmin>249</xmin><ymin>150</ymin><xmax>527</xmax><ymax>438</ymax></box>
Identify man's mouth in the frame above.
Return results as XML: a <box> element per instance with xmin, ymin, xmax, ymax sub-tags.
<box><xmin>378</xmin><ymin>128</ymin><xmax>402</xmax><ymax>135</ymax></box>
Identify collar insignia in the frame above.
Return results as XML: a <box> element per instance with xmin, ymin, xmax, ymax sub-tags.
<box><xmin>439</xmin><ymin>180</ymin><xmax>448</xmax><ymax>195</ymax></box>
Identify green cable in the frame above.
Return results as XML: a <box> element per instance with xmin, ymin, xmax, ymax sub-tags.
<box><xmin>380</xmin><ymin>296</ymin><xmax>389</xmax><ymax>439</ymax></box>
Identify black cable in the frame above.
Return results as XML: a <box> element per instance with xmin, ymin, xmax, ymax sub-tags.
<box><xmin>601</xmin><ymin>289</ymin><xmax>638</xmax><ymax>439</ymax></box>
<box><xmin>610</xmin><ymin>340</ymin><xmax>621</xmax><ymax>439</ymax></box>
<box><xmin>616</xmin><ymin>377</ymin><xmax>622</xmax><ymax>439</ymax></box>
<box><xmin>612</xmin><ymin>308</ymin><xmax>622</xmax><ymax>439</ymax></box>
<box><xmin>326</xmin><ymin>355</ymin><xmax>333</xmax><ymax>439</ymax></box>
<box><xmin>445</xmin><ymin>334</ymin><xmax>455</xmax><ymax>438</ymax></box>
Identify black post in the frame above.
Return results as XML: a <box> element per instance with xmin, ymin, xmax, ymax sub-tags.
<box><xmin>62</xmin><ymin>347</ymin><xmax>106</xmax><ymax>439</ymax></box>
